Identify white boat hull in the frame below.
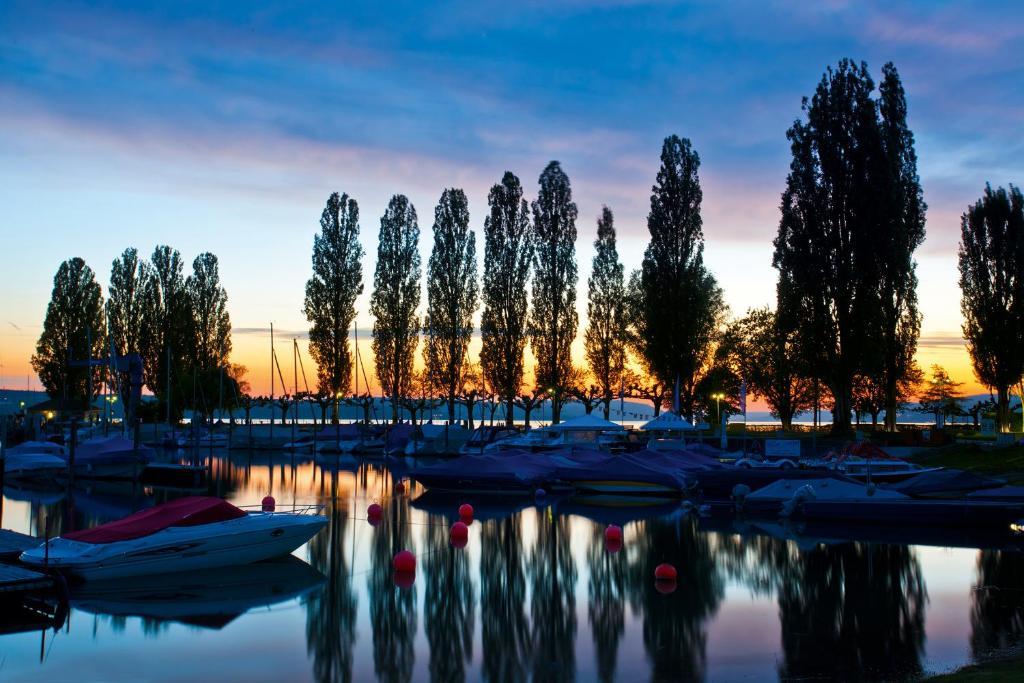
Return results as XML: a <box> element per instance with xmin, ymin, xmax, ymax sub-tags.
<box><xmin>21</xmin><ymin>512</ymin><xmax>326</xmax><ymax>581</ymax></box>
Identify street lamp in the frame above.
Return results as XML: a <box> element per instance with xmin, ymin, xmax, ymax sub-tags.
<box><xmin>711</xmin><ymin>393</ymin><xmax>725</xmax><ymax>433</ymax></box>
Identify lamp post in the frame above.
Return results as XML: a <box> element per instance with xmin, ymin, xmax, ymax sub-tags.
<box><xmin>712</xmin><ymin>393</ymin><xmax>725</xmax><ymax>434</ymax></box>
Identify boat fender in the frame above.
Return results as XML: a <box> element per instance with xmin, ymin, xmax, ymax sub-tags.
<box><xmin>866</xmin><ymin>482</ymin><xmax>877</xmax><ymax>497</ymax></box>
<box><xmin>780</xmin><ymin>484</ymin><xmax>816</xmax><ymax>518</ymax></box>
<box><xmin>731</xmin><ymin>484</ymin><xmax>751</xmax><ymax>502</ymax></box>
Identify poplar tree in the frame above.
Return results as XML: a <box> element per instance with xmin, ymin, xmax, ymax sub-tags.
<box><xmin>480</xmin><ymin>172</ymin><xmax>533</xmax><ymax>426</ymax></box>
<box><xmin>140</xmin><ymin>245</ymin><xmax>191</xmax><ymax>417</ymax></box>
<box><xmin>370</xmin><ymin>194</ymin><xmax>421</xmax><ymax>422</ymax></box>
<box><xmin>584</xmin><ymin>207</ymin><xmax>626</xmax><ymax>419</ymax></box>
<box><xmin>959</xmin><ymin>184</ymin><xmax>1024</xmax><ymax>431</ymax></box>
<box><xmin>529</xmin><ymin>161</ymin><xmax>578</xmax><ymax>423</ymax></box>
<box><xmin>32</xmin><ymin>258</ymin><xmax>106</xmax><ymax>404</ymax></box>
<box><xmin>106</xmin><ymin>247</ymin><xmax>148</xmax><ymax>404</ymax></box>
<box><xmin>185</xmin><ymin>252</ymin><xmax>232</xmax><ymax>370</ymax></box>
<box><xmin>876</xmin><ymin>62</ymin><xmax>927</xmax><ymax>430</ymax></box>
<box><xmin>304</xmin><ymin>192</ymin><xmax>364</xmax><ymax>410</ymax></box>
<box><xmin>424</xmin><ymin>188</ymin><xmax>478</xmax><ymax>423</ymax></box>
<box><xmin>774</xmin><ymin>59</ymin><xmax>919</xmax><ymax>433</ymax></box>
<box><xmin>633</xmin><ymin>135</ymin><xmax>724</xmax><ymax>419</ymax></box>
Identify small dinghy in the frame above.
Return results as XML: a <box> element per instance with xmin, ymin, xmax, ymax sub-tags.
<box><xmin>20</xmin><ymin>496</ymin><xmax>327</xmax><ymax>581</ymax></box>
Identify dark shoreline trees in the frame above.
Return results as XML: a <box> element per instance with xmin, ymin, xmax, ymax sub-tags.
<box><xmin>304</xmin><ymin>192</ymin><xmax>364</xmax><ymax>418</ymax></box>
<box><xmin>959</xmin><ymin>184</ymin><xmax>1024</xmax><ymax>431</ymax></box>
<box><xmin>424</xmin><ymin>188</ymin><xmax>478</xmax><ymax>424</ymax></box>
<box><xmin>480</xmin><ymin>172</ymin><xmax>533</xmax><ymax>427</ymax></box>
<box><xmin>774</xmin><ymin>59</ymin><xmax>925</xmax><ymax>434</ymax></box>
<box><xmin>529</xmin><ymin>161</ymin><xmax>579</xmax><ymax>424</ymax></box>
<box><xmin>107</xmin><ymin>248</ymin><xmax>147</xmax><ymax>406</ymax></box>
<box><xmin>585</xmin><ymin>207</ymin><xmax>626</xmax><ymax>420</ymax></box>
<box><xmin>32</xmin><ymin>257</ymin><xmax>106</xmax><ymax>404</ymax></box>
<box><xmin>140</xmin><ymin>245</ymin><xmax>191</xmax><ymax>419</ymax></box>
<box><xmin>631</xmin><ymin>135</ymin><xmax>725</xmax><ymax>420</ymax></box>
<box><xmin>370</xmin><ymin>194</ymin><xmax>422</xmax><ymax>423</ymax></box>
<box><xmin>185</xmin><ymin>252</ymin><xmax>231</xmax><ymax>372</ymax></box>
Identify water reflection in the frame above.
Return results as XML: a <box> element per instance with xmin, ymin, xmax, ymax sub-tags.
<box><xmin>529</xmin><ymin>511</ymin><xmax>577</xmax><ymax>682</ymax></box>
<box><xmin>587</xmin><ymin>523</ymin><xmax>627</xmax><ymax>683</ymax></box>
<box><xmin>481</xmin><ymin>517</ymin><xmax>532</xmax><ymax>683</ymax></box>
<box><xmin>1</xmin><ymin>452</ymin><xmax>1020</xmax><ymax>682</ymax></box>
<box><xmin>369</xmin><ymin>493</ymin><xmax>417</xmax><ymax>683</ymax></box>
<box><xmin>972</xmin><ymin>550</ymin><xmax>1024</xmax><ymax>658</ymax></box>
<box><xmin>424</xmin><ymin>513</ymin><xmax>475</xmax><ymax>683</ymax></box>
<box><xmin>630</xmin><ymin>515</ymin><xmax>724</xmax><ymax>682</ymax></box>
<box><xmin>776</xmin><ymin>543</ymin><xmax>927</xmax><ymax>681</ymax></box>
<box><xmin>305</xmin><ymin>470</ymin><xmax>358</xmax><ymax>683</ymax></box>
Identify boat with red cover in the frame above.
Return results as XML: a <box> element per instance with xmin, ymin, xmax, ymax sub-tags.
<box><xmin>20</xmin><ymin>496</ymin><xmax>326</xmax><ymax>580</ymax></box>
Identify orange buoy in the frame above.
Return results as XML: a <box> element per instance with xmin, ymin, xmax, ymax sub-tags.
<box><xmin>393</xmin><ymin>549</ymin><xmax>416</xmax><ymax>573</ymax></box>
<box><xmin>654</xmin><ymin>563</ymin><xmax>677</xmax><ymax>581</ymax></box>
<box><xmin>262</xmin><ymin>496</ymin><xmax>276</xmax><ymax>512</ymax></box>
<box><xmin>393</xmin><ymin>570</ymin><xmax>416</xmax><ymax>589</ymax></box>
<box><xmin>458</xmin><ymin>503</ymin><xmax>474</xmax><ymax>522</ymax></box>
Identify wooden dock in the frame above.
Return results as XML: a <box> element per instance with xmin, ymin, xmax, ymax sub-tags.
<box><xmin>0</xmin><ymin>563</ymin><xmax>52</xmax><ymax>593</ymax></box>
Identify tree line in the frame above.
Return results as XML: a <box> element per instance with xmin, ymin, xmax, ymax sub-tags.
<box><xmin>32</xmin><ymin>246</ymin><xmax>237</xmax><ymax>420</ymax></box>
<box><xmin>33</xmin><ymin>58</ymin><xmax>1024</xmax><ymax>433</ymax></box>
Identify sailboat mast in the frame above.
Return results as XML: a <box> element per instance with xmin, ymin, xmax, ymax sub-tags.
<box><xmin>354</xmin><ymin>321</ymin><xmax>359</xmax><ymax>398</ymax></box>
<box><xmin>270</xmin><ymin>322</ymin><xmax>274</xmax><ymax>440</ymax></box>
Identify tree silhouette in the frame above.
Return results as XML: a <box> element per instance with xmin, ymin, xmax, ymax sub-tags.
<box><xmin>140</xmin><ymin>245</ymin><xmax>191</xmax><ymax>420</ymax></box>
<box><xmin>185</xmin><ymin>252</ymin><xmax>231</xmax><ymax>372</ymax></box>
<box><xmin>371</xmin><ymin>194</ymin><xmax>422</xmax><ymax>423</ymax></box>
<box><xmin>528</xmin><ymin>513</ymin><xmax>577</xmax><ymax>682</ymax></box>
<box><xmin>424</xmin><ymin>188</ymin><xmax>478</xmax><ymax>424</ymax></box>
<box><xmin>585</xmin><ymin>207</ymin><xmax>627</xmax><ymax>420</ymax></box>
<box><xmin>480</xmin><ymin>172</ymin><xmax>533</xmax><ymax>426</ymax></box>
<box><xmin>632</xmin><ymin>136</ymin><xmax>725</xmax><ymax>420</ymax></box>
<box><xmin>368</xmin><ymin>494</ymin><xmax>417</xmax><ymax>683</ymax></box>
<box><xmin>304</xmin><ymin>192</ymin><xmax>364</xmax><ymax>414</ymax></box>
<box><xmin>480</xmin><ymin>517</ymin><xmax>531</xmax><ymax>683</ymax></box>
<box><xmin>530</xmin><ymin>161</ymin><xmax>579</xmax><ymax>424</ymax></box>
<box><xmin>971</xmin><ymin>550</ymin><xmax>1024</xmax><ymax>658</ymax></box>
<box><xmin>106</xmin><ymin>247</ymin><xmax>148</xmax><ymax>406</ymax></box>
<box><xmin>587</xmin><ymin>523</ymin><xmax>627</xmax><ymax>683</ymax></box>
<box><xmin>959</xmin><ymin>184</ymin><xmax>1024</xmax><ymax>431</ymax></box>
<box><xmin>32</xmin><ymin>257</ymin><xmax>105</xmax><ymax>404</ymax></box>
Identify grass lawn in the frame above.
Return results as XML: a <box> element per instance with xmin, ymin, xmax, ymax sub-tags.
<box><xmin>926</xmin><ymin>653</ymin><xmax>1024</xmax><ymax>681</ymax></box>
<box><xmin>910</xmin><ymin>443</ymin><xmax>1024</xmax><ymax>484</ymax></box>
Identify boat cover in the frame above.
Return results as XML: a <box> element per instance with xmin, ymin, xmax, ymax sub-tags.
<box><xmin>64</xmin><ymin>497</ymin><xmax>247</xmax><ymax>544</ymax></box>
<box><xmin>891</xmin><ymin>469</ymin><xmax>1005</xmax><ymax>497</ymax></box>
<box><xmin>316</xmin><ymin>424</ymin><xmax>360</xmax><ymax>440</ymax></box>
<box><xmin>386</xmin><ymin>424</ymin><xmax>415</xmax><ymax>451</ymax></box>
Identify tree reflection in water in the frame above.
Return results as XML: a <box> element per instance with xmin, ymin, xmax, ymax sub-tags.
<box><xmin>629</xmin><ymin>515</ymin><xmax>724</xmax><ymax>683</ymax></box>
<box><xmin>423</xmin><ymin>513</ymin><xmax>475</xmax><ymax>683</ymax></box>
<box><xmin>971</xmin><ymin>550</ymin><xmax>1024</xmax><ymax>658</ymax></box>
<box><xmin>481</xmin><ymin>516</ymin><xmax>532</xmax><ymax>683</ymax></box>
<box><xmin>368</xmin><ymin>492</ymin><xmax>417</xmax><ymax>683</ymax></box>
<box><xmin>587</xmin><ymin>522</ymin><xmax>628</xmax><ymax>683</ymax></box>
<box><xmin>305</xmin><ymin>470</ymin><xmax>357</xmax><ymax>683</ymax></box>
<box><xmin>528</xmin><ymin>510</ymin><xmax>578</xmax><ymax>683</ymax></box>
<box><xmin>776</xmin><ymin>542</ymin><xmax>926</xmax><ymax>681</ymax></box>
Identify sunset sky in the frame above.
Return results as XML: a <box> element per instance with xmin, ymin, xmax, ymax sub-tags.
<box><xmin>1</xmin><ymin>1</ymin><xmax>1022</xmax><ymax>399</ymax></box>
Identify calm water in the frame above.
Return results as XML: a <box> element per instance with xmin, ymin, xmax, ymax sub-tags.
<box><xmin>1</xmin><ymin>451</ymin><xmax>1022</xmax><ymax>682</ymax></box>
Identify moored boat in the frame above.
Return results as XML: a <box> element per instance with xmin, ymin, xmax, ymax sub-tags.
<box><xmin>20</xmin><ymin>496</ymin><xmax>327</xmax><ymax>580</ymax></box>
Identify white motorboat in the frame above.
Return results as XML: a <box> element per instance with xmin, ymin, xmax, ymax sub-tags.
<box><xmin>484</xmin><ymin>415</ymin><xmax>627</xmax><ymax>454</ymax></box>
<box><xmin>3</xmin><ymin>441</ymin><xmax>69</xmax><ymax>479</ymax></box>
<box><xmin>740</xmin><ymin>476</ymin><xmax>910</xmax><ymax>516</ymax></box>
<box><xmin>67</xmin><ymin>436</ymin><xmax>152</xmax><ymax>479</ymax></box>
<box><xmin>20</xmin><ymin>496</ymin><xmax>327</xmax><ymax>580</ymax></box>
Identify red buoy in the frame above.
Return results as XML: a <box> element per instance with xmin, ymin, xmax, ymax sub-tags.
<box><xmin>393</xmin><ymin>549</ymin><xmax>416</xmax><ymax>573</ymax></box>
<box><xmin>458</xmin><ymin>503</ymin><xmax>474</xmax><ymax>522</ymax></box>
<box><xmin>605</xmin><ymin>536</ymin><xmax>623</xmax><ymax>554</ymax></box>
<box><xmin>367</xmin><ymin>503</ymin><xmax>383</xmax><ymax>526</ymax></box>
<box><xmin>262</xmin><ymin>495</ymin><xmax>276</xmax><ymax>512</ymax></box>
<box><xmin>654</xmin><ymin>563</ymin><xmax>677</xmax><ymax>581</ymax></box>
<box><xmin>655</xmin><ymin>578</ymin><xmax>677</xmax><ymax>595</ymax></box>
<box><xmin>604</xmin><ymin>525</ymin><xmax>623</xmax><ymax>543</ymax></box>
<box><xmin>450</xmin><ymin>521</ymin><xmax>469</xmax><ymax>547</ymax></box>
<box><xmin>395</xmin><ymin>480</ymin><xmax>406</xmax><ymax>495</ymax></box>
<box><xmin>393</xmin><ymin>570</ymin><xmax>416</xmax><ymax>589</ymax></box>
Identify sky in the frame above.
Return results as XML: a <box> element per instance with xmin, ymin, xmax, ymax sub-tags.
<box><xmin>1</xmin><ymin>0</ymin><xmax>1022</xmax><ymax>399</ymax></box>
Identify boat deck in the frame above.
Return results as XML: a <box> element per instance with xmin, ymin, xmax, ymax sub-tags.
<box><xmin>0</xmin><ymin>529</ymin><xmax>39</xmax><ymax>560</ymax></box>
